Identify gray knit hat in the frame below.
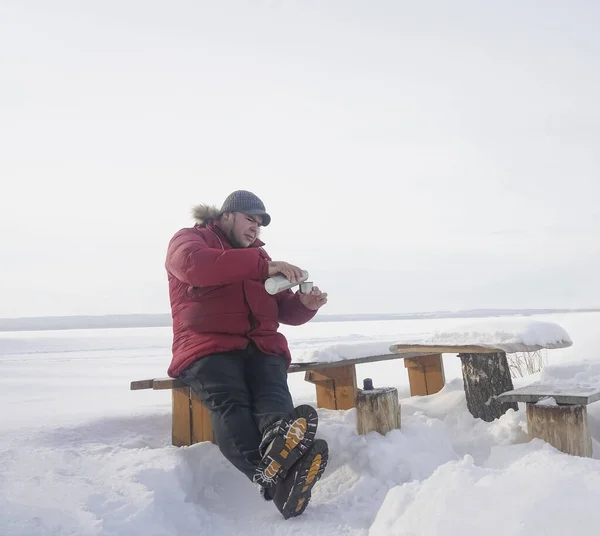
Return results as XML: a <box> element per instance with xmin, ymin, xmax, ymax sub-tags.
<box><xmin>219</xmin><ymin>190</ymin><xmax>271</xmax><ymax>226</ymax></box>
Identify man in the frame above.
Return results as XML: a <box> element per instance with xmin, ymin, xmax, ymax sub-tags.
<box><xmin>165</xmin><ymin>189</ymin><xmax>329</xmax><ymax>519</ymax></box>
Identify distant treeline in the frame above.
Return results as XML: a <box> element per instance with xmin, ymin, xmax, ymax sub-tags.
<box><xmin>1</xmin><ymin>309</ymin><xmax>598</xmax><ymax>332</ymax></box>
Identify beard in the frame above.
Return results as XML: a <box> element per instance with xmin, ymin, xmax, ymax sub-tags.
<box><xmin>226</xmin><ymin>228</ymin><xmax>247</xmax><ymax>249</ymax></box>
<box><xmin>222</xmin><ymin>214</ymin><xmax>257</xmax><ymax>248</ymax></box>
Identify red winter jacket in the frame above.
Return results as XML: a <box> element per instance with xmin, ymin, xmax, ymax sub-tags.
<box><xmin>165</xmin><ymin>219</ymin><xmax>317</xmax><ymax>377</ymax></box>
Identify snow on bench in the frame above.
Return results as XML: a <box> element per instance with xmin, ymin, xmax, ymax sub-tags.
<box><xmin>131</xmin><ymin>317</ymin><xmax>573</xmax><ymax>446</ymax></box>
<box><xmin>291</xmin><ymin>318</ymin><xmax>571</xmax><ymax>364</ymax></box>
<box><xmin>389</xmin><ymin>317</ymin><xmax>572</xmax><ymax>354</ymax></box>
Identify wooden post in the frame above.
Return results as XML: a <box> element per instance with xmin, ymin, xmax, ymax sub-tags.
<box><xmin>403</xmin><ymin>354</ymin><xmax>445</xmax><ymax>396</ymax></box>
<box><xmin>304</xmin><ymin>364</ymin><xmax>357</xmax><ymax>410</ymax></box>
<box><xmin>190</xmin><ymin>391</ymin><xmax>216</xmax><ymax>444</ymax></box>
<box><xmin>172</xmin><ymin>387</ymin><xmax>192</xmax><ymax>446</ymax></box>
<box><xmin>459</xmin><ymin>352</ymin><xmax>518</xmax><ymax>422</ymax></box>
<box><xmin>356</xmin><ymin>382</ymin><xmax>401</xmax><ymax>435</ymax></box>
<box><xmin>526</xmin><ymin>402</ymin><xmax>592</xmax><ymax>457</ymax></box>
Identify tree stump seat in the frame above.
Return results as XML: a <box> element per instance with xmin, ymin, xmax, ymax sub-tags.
<box><xmin>498</xmin><ymin>383</ymin><xmax>600</xmax><ymax>457</ymax></box>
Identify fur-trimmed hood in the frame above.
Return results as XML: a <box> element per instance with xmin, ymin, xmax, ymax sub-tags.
<box><xmin>191</xmin><ymin>203</ymin><xmax>265</xmax><ymax>245</ymax></box>
<box><xmin>192</xmin><ymin>204</ymin><xmax>220</xmax><ymax>228</ymax></box>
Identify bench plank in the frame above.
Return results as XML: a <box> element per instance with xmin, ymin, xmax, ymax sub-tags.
<box><xmin>390</xmin><ymin>341</ymin><xmax>572</xmax><ymax>354</ymax></box>
<box><xmin>391</xmin><ymin>344</ymin><xmax>504</xmax><ymax>354</ymax></box>
<box><xmin>130</xmin><ymin>378</ymin><xmax>156</xmax><ymax>390</ymax></box>
<box><xmin>498</xmin><ymin>384</ymin><xmax>600</xmax><ymax>406</ymax></box>
<box><xmin>289</xmin><ymin>351</ymin><xmax>432</xmax><ymax>371</ymax></box>
<box><xmin>130</xmin><ymin>378</ymin><xmax>184</xmax><ymax>390</ymax></box>
<box><xmin>130</xmin><ymin>352</ymin><xmax>435</xmax><ymax>391</ymax></box>
<box><xmin>154</xmin><ymin>378</ymin><xmax>185</xmax><ymax>390</ymax></box>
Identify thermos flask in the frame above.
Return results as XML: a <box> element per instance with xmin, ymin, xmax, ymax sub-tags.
<box><xmin>265</xmin><ymin>270</ymin><xmax>312</xmax><ymax>295</ymax></box>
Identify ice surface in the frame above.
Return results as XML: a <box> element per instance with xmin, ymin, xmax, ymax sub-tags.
<box><xmin>0</xmin><ymin>312</ymin><xmax>598</xmax><ymax>535</ymax></box>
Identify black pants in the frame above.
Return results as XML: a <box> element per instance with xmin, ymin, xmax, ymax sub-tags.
<box><xmin>179</xmin><ymin>343</ymin><xmax>294</xmax><ymax>482</ymax></box>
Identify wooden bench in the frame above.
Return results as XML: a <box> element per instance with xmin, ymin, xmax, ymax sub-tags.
<box><xmin>497</xmin><ymin>383</ymin><xmax>600</xmax><ymax>457</ymax></box>
<box><xmin>131</xmin><ymin>342</ymin><xmax>569</xmax><ymax>446</ymax></box>
<box><xmin>131</xmin><ymin>350</ymin><xmax>443</xmax><ymax>447</ymax></box>
<box><xmin>391</xmin><ymin>343</ymin><xmax>570</xmax><ymax>422</ymax></box>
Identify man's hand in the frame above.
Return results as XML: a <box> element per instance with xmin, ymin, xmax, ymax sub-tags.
<box><xmin>298</xmin><ymin>286</ymin><xmax>328</xmax><ymax>311</ymax></box>
<box><xmin>268</xmin><ymin>261</ymin><xmax>305</xmax><ymax>284</ymax></box>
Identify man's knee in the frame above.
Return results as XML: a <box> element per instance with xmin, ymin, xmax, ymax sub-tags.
<box><xmin>180</xmin><ymin>353</ymin><xmax>251</xmax><ymax>408</ymax></box>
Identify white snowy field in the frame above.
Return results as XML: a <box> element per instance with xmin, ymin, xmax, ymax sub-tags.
<box><xmin>1</xmin><ymin>312</ymin><xmax>600</xmax><ymax>536</ymax></box>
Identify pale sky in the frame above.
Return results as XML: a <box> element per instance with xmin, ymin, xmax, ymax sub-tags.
<box><xmin>1</xmin><ymin>0</ymin><xmax>599</xmax><ymax>318</ymax></box>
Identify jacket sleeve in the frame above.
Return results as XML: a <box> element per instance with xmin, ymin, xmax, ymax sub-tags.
<box><xmin>165</xmin><ymin>229</ymin><xmax>269</xmax><ymax>287</ymax></box>
<box><xmin>276</xmin><ymin>289</ymin><xmax>318</xmax><ymax>326</ymax></box>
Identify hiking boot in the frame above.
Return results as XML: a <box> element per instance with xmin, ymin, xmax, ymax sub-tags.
<box><xmin>253</xmin><ymin>404</ymin><xmax>318</xmax><ymax>488</ymax></box>
<box><xmin>272</xmin><ymin>438</ymin><xmax>329</xmax><ymax>520</ymax></box>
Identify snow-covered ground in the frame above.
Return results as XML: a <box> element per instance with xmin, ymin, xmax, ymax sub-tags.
<box><xmin>1</xmin><ymin>312</ymin><xmax>600</xmax><ymax>535</ymax></box>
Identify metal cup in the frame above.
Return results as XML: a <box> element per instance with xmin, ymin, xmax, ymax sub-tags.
<box><xmin>299</xmin><ymin>281</ymin><xmax>314</xmax><ymax>294</ymax></box>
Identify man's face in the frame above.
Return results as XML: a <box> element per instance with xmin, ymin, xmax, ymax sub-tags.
<box><xmin>227</xmin><ymin>212</ymin><xmax>263</xmax><ymax>248</ymax></box>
